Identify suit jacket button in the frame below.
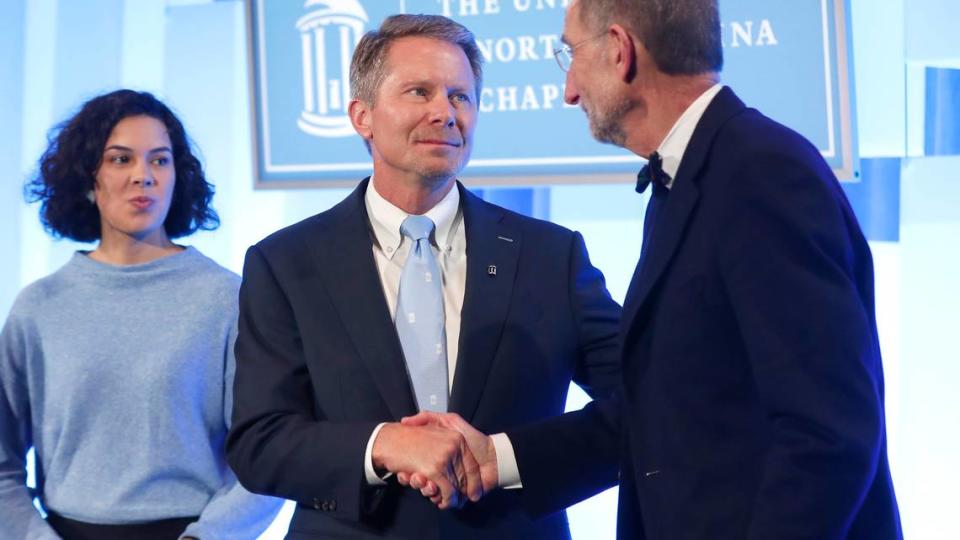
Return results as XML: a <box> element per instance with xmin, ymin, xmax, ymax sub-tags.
<box><xmin>329</xmin><ymin>500</ymin><xmax>337</xmax><ymax>511</ymax></box>
<box><xmin>312</xmin><ymin>497</ymin><xmax>322</xmax><ymax>510</ymax></box>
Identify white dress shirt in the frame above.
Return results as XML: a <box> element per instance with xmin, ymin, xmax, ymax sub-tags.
<box><xmin>656</xmin><ymin>83</ymin><xmax>724</xmax><ymax>186</ymax></box>
<box><xmin>361</xmin><ymin>179</ymin><xmax>521</xmax><ymax>489</ymax></box>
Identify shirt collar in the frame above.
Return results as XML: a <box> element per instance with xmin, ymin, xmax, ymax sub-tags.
<box><xmin>364</xmin><ymin>177</ymin><xmax>460</xmax><ymax>260</ymax></box>
<box><xmin>656</xmin><ymin>83</ymin><xmax>723</xmax><ymax>187</ymax></box>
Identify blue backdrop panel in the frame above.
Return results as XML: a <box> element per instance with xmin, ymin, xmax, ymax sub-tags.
<box><xmin>249</xmin><ymin>0</ymin><xmax>858</xmax><ymax>186</ymax></box>
<box><xmin>843</xmin><ymin>158</ymin><xmax>901</xmax><ymax>242</ymax></box>
<box><xmin>925</xmin><ymin>67</ymin><xmax>960</xmax><ymax>156</ymax></box>
<box><xmin>0</xmin><ymin>0</ymin><xmax>25</xmax><ymax>318</ymax></box>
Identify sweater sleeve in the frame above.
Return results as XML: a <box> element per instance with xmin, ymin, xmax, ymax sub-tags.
<box><xmin>0</xmin><ymin>300</ymin><xmax>61</xmax><ymax>539</ymax></box>
<box><xmin>179</xmin><ymin>309</ymin><xmax>283</xmax><ymax>540</ymax></box>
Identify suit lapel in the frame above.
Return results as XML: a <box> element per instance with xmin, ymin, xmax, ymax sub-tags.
<box><xmin>448</xmin><ymin>185</ymin><xmax>521</xmax><ymax>421</ymax></box>
<box><xmin>621</xmin><ymin>87</ymin><xmax>746</xmax><ymax>341</ymax></box>
<box><xmin>620</xmin><ymin>177</ymin><xmax>700</xmax><ymax>336</ymax></box>
<box><xmin>317</xmin><ymin>179</ymin><xmax>419</xmax><ymax>419</ymax></box>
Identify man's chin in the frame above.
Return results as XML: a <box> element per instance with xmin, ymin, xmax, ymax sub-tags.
<box><xmin>584</xmin><ymin>98</ymin><xmax>631</xmax><ymax>147</ymax></box>
<box><xmin>590</xmin><ymin>121</ymin><xmax>627</xmax><ymax>148</ymax></box>
<box><xmin>417</xmin><ymin>159</ymin><xmax>468</xmax><ymax>182</ymax></box>
<box><xmin>414</xmin><ymin>167</ymin><xmax>459</xmax><ymax>186</ymax></box>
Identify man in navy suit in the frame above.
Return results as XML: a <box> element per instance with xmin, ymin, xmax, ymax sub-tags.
<box><xmin>498</xmin><ymin>0</ymin><xmax>903</xmax><ymax>538</ymax></box>
<box><xmin>226</xmin><ymin>14</ymin><xmax>621</xmax><ymax>539</ymax></box>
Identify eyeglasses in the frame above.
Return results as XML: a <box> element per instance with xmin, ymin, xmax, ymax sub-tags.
<box><xmin>553</xmin><ymin>33</ymin><xmax>607</xmax><ymax>72</ymax></box>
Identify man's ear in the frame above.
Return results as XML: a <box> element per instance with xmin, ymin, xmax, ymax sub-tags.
<box><xmin>608</xmin><ymin>24</ymin><xmax>638</xmax><ymax>82</ymax></box>
<box><xmin>348</xmin><ymin>98</ymin><xmax>373</xmax><ymax>140</ymax></box>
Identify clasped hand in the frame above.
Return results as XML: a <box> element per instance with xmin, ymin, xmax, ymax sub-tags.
<box><xmin>371</xmin><ymin>412</ymin><xmax>499</xmax><ymax>509</ymax></box>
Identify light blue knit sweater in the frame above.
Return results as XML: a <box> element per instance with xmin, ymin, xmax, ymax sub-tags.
<box><xmin>0</xmin><ymin>247</ymin><xmax>282</xmax><ymax>539</ymax></box>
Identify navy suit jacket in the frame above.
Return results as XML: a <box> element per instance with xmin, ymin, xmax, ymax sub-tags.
<box><xmin>226</xmin><ymin>180</ymin><xmax>621</xmax><ymax>539</ymax></box>
<box><xmin>617</xmin><ymin>87</ymin><xmax>901</xmax><ymax>539</ymax></box>
<box><xmin>513</xmin><ymin>87</ymin><xmax>902</xmax><ymax>539</ymax></box>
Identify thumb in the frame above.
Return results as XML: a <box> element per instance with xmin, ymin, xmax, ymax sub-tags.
<box><xmin>400</xmin><ymin>411</ymin><xmax>437</xmax><ymax>426</ymax></box>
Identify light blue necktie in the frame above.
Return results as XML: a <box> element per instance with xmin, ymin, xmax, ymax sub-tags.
<box><xmin>396</xmin><ymin>215</ymin><xmax>449</xmax><ymax>412</ymax></box>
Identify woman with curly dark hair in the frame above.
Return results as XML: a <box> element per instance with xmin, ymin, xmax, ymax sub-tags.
<box><xmin>0</xmin><ymin>90</ymin><xmax>281</xmax><ymax>540</ymax></box>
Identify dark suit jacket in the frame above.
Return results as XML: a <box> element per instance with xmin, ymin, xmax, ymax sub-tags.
<box><xmin>616</xmin><ymin>87</ymin><xmax>902</xmax><ymax>539</ymax></box>
<box><xmin>226</xmin><ymin>179</ymin><xmax>621</xmax><ymax>539</ymax></box>
<box><xmin>512</xmin><ymin>87</ymin><xmax>902</xmax><ymax>539</ymax></box>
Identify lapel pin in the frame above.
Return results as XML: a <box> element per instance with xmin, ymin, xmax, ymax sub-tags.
<box><xmin>497</xmin><ymin>235</ymin><xmax>514</xmax><ymax>243</ymax></box>
<box><xmin>487</xmin><ymin>265</ymin><xmax>497</xmax><ymax>276</ymax></box>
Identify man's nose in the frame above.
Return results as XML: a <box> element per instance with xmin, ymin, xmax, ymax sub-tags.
<box><xmin>428</xmin><ymin>94</ymin><xmax>456</xmax><ymax>127</ymax></box>
<box><xmin>564</xmin><ymin>70</ymin><xmax>581</xmax><ymax>105</ymax></box>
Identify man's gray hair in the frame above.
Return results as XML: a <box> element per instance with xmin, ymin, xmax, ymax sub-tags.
<box><xmin>350</xmin><ymin>14</ymin><xmax>484</xmax><ymax>104</ymax></box>
<box><xmin>578</xmin><ymin>0</ymin><xmax>723</xmax><ymax>75</ymax></box>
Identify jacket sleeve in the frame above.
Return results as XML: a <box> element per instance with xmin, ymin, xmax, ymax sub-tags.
<box><xmin>226</xmin><ymin>245</ymin><xmax>381</xmax><ymax>524</ymax></box>
<box><xmin>507</xmin><ymin>231</ymin><xmax>622</xmax><ymax>518</ymax></box>
<box><xmin>720</xmin><ymin>149</ymin><xmax>886</xmax><ymax>540</ymax></box>
<box><xmin>0</xmin><ymin>298</ymin><xmax>61</xmax><ymax>539</ymax></box>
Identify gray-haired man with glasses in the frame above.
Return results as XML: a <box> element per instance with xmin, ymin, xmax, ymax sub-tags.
<box><xmin>411</xmin><ymin>0</ymin><xmax>902</xmax><ymax>538</ymax></box>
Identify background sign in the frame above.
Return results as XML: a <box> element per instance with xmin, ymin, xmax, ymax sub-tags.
<box><xmin>248</xmin><ymin>0</ymin><xmax>858</xmax><ymax>187</ymax></box>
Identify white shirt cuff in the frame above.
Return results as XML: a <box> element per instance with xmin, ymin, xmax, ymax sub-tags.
<box><xmin>364</xmin><ymin>422</ymin><xmax>393</xmax><ymax>485</ymax></box>
<box><xmin>491</xmin><ymin>432</ymin><xmax>522</xmax><ymax>489</ymax></box>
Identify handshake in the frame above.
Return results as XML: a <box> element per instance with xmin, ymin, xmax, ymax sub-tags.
<box><xmin>370</xmin><ymin>411</ymin><xmax>498</xmax><ymax>510</ymax></box>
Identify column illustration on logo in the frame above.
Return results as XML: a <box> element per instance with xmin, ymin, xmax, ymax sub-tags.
<box><xmin>296</xmin><ymin>0</ymin><xmax>368</xmax><ymax>137</ymax></box>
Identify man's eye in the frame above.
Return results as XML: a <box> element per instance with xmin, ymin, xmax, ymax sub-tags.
<box><xmin>452</xmin><ymin>93</ymin><xmax>471</xmax><ymax>104</ymax></box>
<box><xmin>410</xmin><ymin>88</ymin><xmax>428</xmax><ymax>97</ymax></box>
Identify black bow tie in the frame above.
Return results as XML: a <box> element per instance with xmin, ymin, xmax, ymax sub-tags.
<box><xmin>635</xmin><ymin>152</ymin><xmax>671</xmax><ymax>194</ymax></box>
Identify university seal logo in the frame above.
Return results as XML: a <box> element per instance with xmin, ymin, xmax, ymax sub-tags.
<box><xmin>296</xmin><ymin>0</ymin><xmax>369</xmax><ymax>137</ymax></box>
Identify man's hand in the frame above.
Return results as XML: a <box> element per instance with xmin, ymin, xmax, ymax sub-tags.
<box><xmin>371</xmin><ymin>422</ymin><xmax>482</xmax><ymax>509</ymax></box>
<box><xmin>397</xmin><ymin>412</ymin><xmax>499</xmax><ymax>507</ymax></box>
